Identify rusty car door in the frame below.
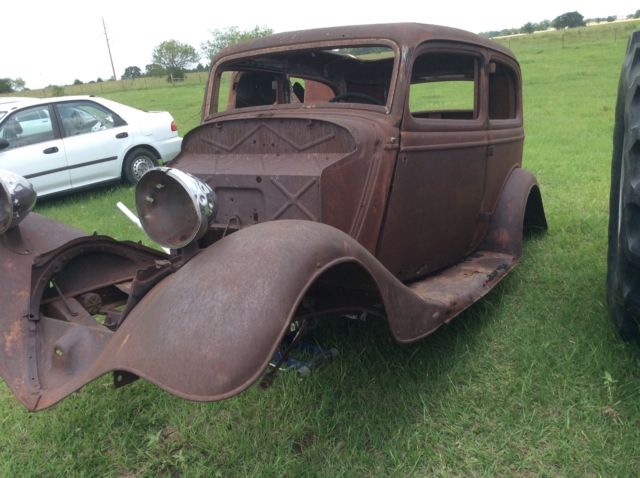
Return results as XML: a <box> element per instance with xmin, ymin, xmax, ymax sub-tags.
<box><xmin>376</xmin><ymin>42</ymin><xmax>489</xmax><ymax>281</ymax></box>
<box><xmin>482</xmin><ymin>54</ymin><xmax>525</xmax><ymax>216</ymax></box>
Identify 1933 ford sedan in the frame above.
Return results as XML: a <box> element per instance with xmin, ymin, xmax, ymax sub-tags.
<box><xmin>0</xmin><ymin>23</ymin><xmax>545</xmax><ymax>411</ymax></box>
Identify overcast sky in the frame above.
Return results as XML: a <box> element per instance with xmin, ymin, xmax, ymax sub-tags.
<box><xmin>3</xmin><ymin>0</ymin><xmax>636</xmax><ymax>88</ymax></box>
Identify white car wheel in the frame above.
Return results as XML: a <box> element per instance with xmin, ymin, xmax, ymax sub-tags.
<box><xmin>124</xmin><ymin>148</ymin><xmax>157</xmax><ymax>184</ymax></box>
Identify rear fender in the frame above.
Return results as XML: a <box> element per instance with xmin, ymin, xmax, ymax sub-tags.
<box><xmin>481</xmin><ymin>168</ymin><xmax>547</xmax><ymax>257</ymax></box>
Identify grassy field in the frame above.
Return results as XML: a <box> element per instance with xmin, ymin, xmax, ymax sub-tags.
<box><xmin>2</xmin><ymin>21</ymin><xmax>640</xmax><ymax>476</ymax></box>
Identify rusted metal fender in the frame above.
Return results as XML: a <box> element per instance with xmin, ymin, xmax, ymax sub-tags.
<box><xmin>0</xmin><ymin>214</ymin><xmax>85</xmax><ymax>411</ymax></box>
<box><xmin>35</xmin><ymin>220</ymin><xmax>446</xmax><ymax>409</ymax></box>
<box><xmin>481</xmin><ymin>167</ymin><xmax>547</xmax><ymax>258</ymax></box>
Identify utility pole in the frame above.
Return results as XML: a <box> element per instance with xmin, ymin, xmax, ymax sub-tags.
<box><xmin>102</xmin><ymin>17</ymin><xmax>117</xmax><ymax>80</ymax></box>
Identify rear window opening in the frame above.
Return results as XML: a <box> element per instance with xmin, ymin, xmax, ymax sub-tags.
<box><xmin>213</xmin><ymin>45</ymin><xmax>396</xmax><ymax>113</ymax></box>
<box><xmin>489</xmin><ymin>61</ymin><xmax>518</xmax><ymax>120</ymax></box>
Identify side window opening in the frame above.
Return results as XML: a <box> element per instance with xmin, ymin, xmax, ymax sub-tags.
<box><xmin>409</xmin><ymin>52</ymin><xmax>478</xmax><ymax>120</ymax></box>
<box><xmin>235</xmin><ymin>71</ymin><xmax>279</xmax><ymax>108</ymax></box>
<box><xmin>57</xmin><ymin>101</ymin><xmax>121</xmax><ymax>137</ymax></box>
<box><xmin>0</xmin><ymin>105</ymin><xmax>54</xmax><ymax>150</ymax></box>
<box><xmin>289</xmin><ymin>78</ymin><xmax>335</xmax><ymax>104</ymax></box>
<box><xmin>489</xmin><ymin>61</ymin><xmax>518</xmax><ymax>120</ymax></box>
<box><xmin>217</xmin><ymin>71</ymin><xmax>283</xmax><ymax>112</ymax></box>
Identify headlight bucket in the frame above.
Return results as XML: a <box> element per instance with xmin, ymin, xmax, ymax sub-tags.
<box><xmin>135</xmin><ymin>167</ymin><xmax>216</xmax><ymax>250</ymax></box>
<box><xmin>0</xmin><ymin>169</ymin><xmax>36</xmax><ymax>234</ymax></box>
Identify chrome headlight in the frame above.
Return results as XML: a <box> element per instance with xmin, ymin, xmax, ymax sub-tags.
<box><xmin>0</xmin><ymin>169</ymin><xmax>36</xmax><ymax>234</ymax></box>
<box><xmin>135</xmin><ymin>167</ymin><xmax>216</xmax><ymax>249</ymax></box>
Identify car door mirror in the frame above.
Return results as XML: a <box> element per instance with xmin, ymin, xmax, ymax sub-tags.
<box><xmin>0</xmin><ymin>139</ymin><xmax>9</xmax><ymax>151</ymax></box>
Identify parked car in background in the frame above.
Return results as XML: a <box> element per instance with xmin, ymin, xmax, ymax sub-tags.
<box><xmin>0</xmin><ymin>96</ymin><xmax>182</xmax><ymax>196</ymax></box>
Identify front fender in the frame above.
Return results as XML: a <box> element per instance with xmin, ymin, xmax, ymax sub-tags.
<box><xmin>33</xmin><ymin>220</ymin><xmax>445</xmax><ymax>410</ymax></box>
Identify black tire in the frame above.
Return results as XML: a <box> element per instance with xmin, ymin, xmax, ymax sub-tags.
<box><xmin>123</xmin><ymin>147</ymin><xmax>157</xmax><ymax>184</ymax></box>
<box><xmin>607</xmin><ymin>31</ymin><xmax>640</xmax><ymax>341</ymax></box>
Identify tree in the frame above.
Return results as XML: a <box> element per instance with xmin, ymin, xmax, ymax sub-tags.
<box><xmin>152</xmin><ymin>40</ymin><xmax>199</xmax><ymax>77</ymax></box>
<box><xmin>201</xmin><ymin>26</ymin><xmax>273</xmax><ymax>62</ymax></box>
<box><xmin>521</xmin><ymin>22</ymin><xmax>535</xmax><ymax>34</ymax></box>
<box><xmin>122</xmin><ymin>66</ymin><xmax>142</xmax><ymax>80</ymax></box>
<box><xmin>0</xmin><ymin>77</ymin><xmax>26</xmax><ymax>93</ymax></box>
<box><xmin>73</xmin><ymin>79</ymin><xmax>83</xmax><ymax>85</ymax></box>
<box><xmin>145</xmin><ymin>63</ymin><xmax>165</xmax><ymax>77</ymax></box>
<box><xmin>11</xmin><ymin>78</ymin><xmax>25</xmax><ymax>91</ymax></box>
<box><xmin>552</xmin><ymin>11</ymin><xmax>585</xmax><ymax>29</ymax></box>
<box><xmin>0</xmin><ymin>78</ymin><xmax>13</xmax><ymax>93</ymax></box>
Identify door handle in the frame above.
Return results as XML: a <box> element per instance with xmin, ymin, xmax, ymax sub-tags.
<box><xmin>43</xmin><ymin>147</ymin><xmax>58</xmax><ymax>154</ymax></box>
<box><xmin>116</xmin><ymin>132</ymin><xmax>129</xmax><ymax>139</ymax></box>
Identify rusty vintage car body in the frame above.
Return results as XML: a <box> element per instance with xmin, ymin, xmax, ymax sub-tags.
<box><xmin>0</xmin><ymin>23</ymin><xmax>546</xmax><ymax>411</ymax></box>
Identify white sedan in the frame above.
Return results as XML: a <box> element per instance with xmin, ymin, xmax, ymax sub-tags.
<box><xmin>0</xmin><ymin>96</ymin><xmax>182</xmax><ymax>197</ymax></box>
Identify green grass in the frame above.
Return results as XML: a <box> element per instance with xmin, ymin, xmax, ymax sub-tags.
<box><xmin>2</xmin><ymin>21</ymin><xmax>640</xmax><ymax>476</ymax></box>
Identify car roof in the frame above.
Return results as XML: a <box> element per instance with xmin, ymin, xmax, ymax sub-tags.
<box><xmin>0</xmin><ymin>97</ymin><xmax>41</xmax><ymax>108</ymax></box>
<box><xmin>0</xmin><ymin>95</ymin><xmax>108</xmax><ymax>108</ymax></box>
<box><xmin>0</xmin><ymin>95</ymin><xmax>116</xmax><ymax>117</ymax></box>
<box><xmin>215</xmin><ymin>23</ymin><xmax>514</xmax><ymax>60</ymax></box>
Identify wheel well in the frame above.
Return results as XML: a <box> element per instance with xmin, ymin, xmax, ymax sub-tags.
<box><xmin>524</xmin><ymin>185</ymin><xmax>547</xmax><ymax>234</ymax></box>
<box><xmin>298</xmin><ymin>261</ymin><xmax>387</xmax><ymax>319</ymax></box>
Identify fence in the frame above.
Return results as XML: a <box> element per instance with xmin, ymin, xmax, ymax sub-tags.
<box><xmin>23</xmin><ymin>72</ymin><xmax>210</xmax><ymax>99</ymax></box>
<box><xmin>493</xmin><ymin>20</ymin><xmax>640</xmax><ymax>53</ymax></box>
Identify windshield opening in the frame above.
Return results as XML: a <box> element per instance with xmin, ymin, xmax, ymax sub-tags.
<box><xmin>212</xmin><ymin>45</ymin><xmax>396</xmax><ymax>114</ymax></box>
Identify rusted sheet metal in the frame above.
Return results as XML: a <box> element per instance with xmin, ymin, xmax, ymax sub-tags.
<box><xmin>1</xmin><ymin>214</ymin><xmax>527</xmax><ymax>410</ymax></box>
<box><xmin>480</xmin><ymin>168</ymin><xmax>547</xmax><ymax>257</ymax></box>
<box><xmin>175</xmin><ymin>113</ymin><xmax>398</xmax><ymax>254</ymax></box>
<box><xmin>13</xmin><ymin>220</ymin><xmax>523</xmax><ymax>410</ymax></box>
<box><xmin>0</xmin><ymin>214</ymin><xmax>84</xmax><ymax>410</ymax></box>
<box><xmin>217</xmin><ymin>23</ymin><xmax>511</xmax><ymax>57</ymax></box>
<box><xmin>0</xmin><ymin>213</ymin><xmax>166</xmax><ymax>410</ymax></box>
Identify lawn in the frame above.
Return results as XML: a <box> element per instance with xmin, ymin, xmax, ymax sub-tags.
<box><xmin>1</xmin><ymin>21</ymin><xmax>640</xmax><ymax>476</ymax></box>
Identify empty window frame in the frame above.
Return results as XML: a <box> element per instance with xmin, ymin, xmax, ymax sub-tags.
<box><xmin>488</xmin><ymin>61</ymin><xmax>518</xmax><ymax>120</ymax></box>
<box><xmin>213</xmin><ymin>45</ymin><xmax>395</xmax><ymax>113</ymax></box>
<box><xmin>409</xmin><ymin>52</ymin><xmax>478</xmax><ymax>120</ymax></box>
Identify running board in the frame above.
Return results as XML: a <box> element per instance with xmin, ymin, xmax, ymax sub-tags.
<box><xmin>408</xmin><ymin>251</ymin><xmax>517</xmax><ymax>322</ymax></box>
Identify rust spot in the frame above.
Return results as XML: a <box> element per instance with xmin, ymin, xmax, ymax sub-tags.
<box><xmin>4</xmin><ymin>320</ymin><xmax>22</xmax><ymax>357</ymax></box>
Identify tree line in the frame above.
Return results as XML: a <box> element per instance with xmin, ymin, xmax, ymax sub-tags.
<box><xmin>0</xmin><ymin>26</ymin><xmax>273</xmax><ymax>92</ymax></box>
<box><xmin>4</xmin><ymin>14</ymin><xmax>640</xmax><ymax>92</ymax></box>
<box><xmin>122</xmin><ymin>26</ymin><xmax>273</xmax><ymax>81</ymax></box>
<box><xmin>481</xmin><ymin>10</ymin><xmax>640</xmax><ymax>38</ymax></box>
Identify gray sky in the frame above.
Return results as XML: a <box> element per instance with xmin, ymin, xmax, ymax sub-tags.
<box><xmin>3</xmin><ymin>0</ymin><xmax>636</xmax><ymax>88</ymax></box>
